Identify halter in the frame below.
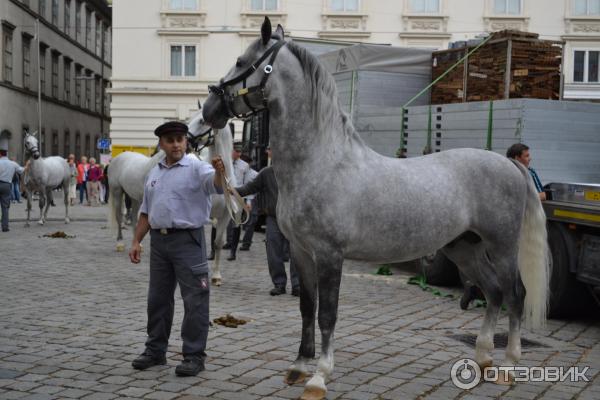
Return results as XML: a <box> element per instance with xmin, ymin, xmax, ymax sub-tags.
<box><xmin>187</xmin><ymin>125</ymin><xmax>215</xmax><ymax>153</ymax></box>
<box><xmin>208</xmin><ymin>39</ymin><xmax>286</xmax><ymax>119</ymax></box>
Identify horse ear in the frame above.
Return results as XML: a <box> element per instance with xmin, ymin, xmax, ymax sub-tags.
<box><xmin>276</xmin><ymin>24</ymin><xmax>285</xmax><ymax>39</ymax></box>
<box><xmin>197</xmin><ymin>99</ymin><xmax>202</xmax><ymax>110</ymax></box>
<box><xmin>261</xmin><ymin>17</ymin><xmax>272</xmax><ymax>45</ymax></box>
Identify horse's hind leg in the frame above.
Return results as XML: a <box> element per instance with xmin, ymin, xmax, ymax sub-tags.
<box><xmin>63</xmin><ymin>182</ymin><xmax>70</xmax><ymax>223</ymax></box>
<box><xmin>500</xmin><ymin>259</ymin><xmax>525</xmax><ymax>384</ymax></box>
<box><xmin>441</xmin><ymin>235</ymin><xmax>503</xmax><ymax>371</ymax></box>
<box><xmin>300</xmin><ymin>249</ymin><xmax>343</xmax><ymax>400</ymax></box>
<box><xmin>38</xmin><ymin>192</ymin><xmax>47</xmax><ymax>225</ymax></box>
<box><xmin>24</xmin><ymin>189</ymin><xmax>32</xmax><ymax>227</ymax></box>
<box><xmin>212</xmin><ymin>217</ymin><xmax>227</xmax><ymax>286</ymax></box>
<box><xmin>285</xmin><ymin>242</ymin><xmax>317</xmax><ymax>386</ymax></box>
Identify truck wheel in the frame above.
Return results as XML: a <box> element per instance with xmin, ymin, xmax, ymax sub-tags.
<box><xmin>547</xmin><ymin>222</ymin><xmax>584</xmax><ymax>318</ymax></box>
<box><xmin>420</xmin><ymin>251</ymin><xmax>460</xmax><ymax>286</ymax></box>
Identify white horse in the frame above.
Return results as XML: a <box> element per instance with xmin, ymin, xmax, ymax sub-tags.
<box><xmin>22</xmin><ymin>132</ymin><xmax>71</xmax><ymax>226</ymax></box>
<box><xmin>188</xmin><ymin>110</ymin><xmax>239</xmax><ymax>286</ymax></box>
<box><xmin>107</xmin><ymin>149</ymin><xmax>165</xmax><ymax>251</ymax></box>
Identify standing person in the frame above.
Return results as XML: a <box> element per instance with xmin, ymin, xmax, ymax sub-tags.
<box><xmin>506</xmin><ymin>143</ymin><xmax>546</xmax><ymax>201</ymax></box>
<box><xmin>235</xmin><ymin>165</ymin><xmax>300</xmax><ymax>296</ymax></box>
<box><xmin>77</xmin><ymin>156</ymin><xmax>90</xmax><ymax>205</ymax></box>
<box><xmin>221</xmin><ymin>141</ymin><xmax>252</xmax><ymax>261</ymax></box>
<box><xmin>102</xmin><ymin>163</ymin><xmax>110</xmax><ymax>203</ymax></box>
<box><xmin>67</xmin><ymin>154</ymin><xmax>78</xmax><ymax>206</ymax></box>
<box><xmin>0</xmin><ymin>149</ymin><xmax>24</xmax><ymax>232</ymax></box>
<box><xmin>86</xmin><ymin>158</ymin><xmax>102</xmax><ymax>206</ymax></box>
<box><xmin>10</xmin><ymin>157</ymin><xmax>21</xmax><ymax>203</ymax></box>
<box><xmin>128</xmin><ymin>121</ymin><xmax>225</xmax><ymax>376</ymax></box>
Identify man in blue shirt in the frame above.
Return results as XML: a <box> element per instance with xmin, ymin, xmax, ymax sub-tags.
<box><xmin>129</xmin><ymin>121</ymin><xmax>225</xmax><ymax>377</ymax></box>
<box><xmin>0</xmin><ymin>149</ymin><xmax>24</xmax><ymax>232</ymax></box>
<box><xmin>506</xmin><ymin>143</ymin><xmax>546</xmax><ymax>201</ymax></box>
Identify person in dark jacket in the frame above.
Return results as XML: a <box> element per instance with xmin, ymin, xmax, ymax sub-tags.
<box><xmin>235</xmin><ymin>165</ymin><xmax>299</xmax><ymax>296</ymax></box>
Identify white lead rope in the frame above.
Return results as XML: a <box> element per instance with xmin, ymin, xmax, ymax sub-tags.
<box><xmin>219</xmin><ymin>171</ymin><xmax>249</xmax><ymax>226</ymax></box>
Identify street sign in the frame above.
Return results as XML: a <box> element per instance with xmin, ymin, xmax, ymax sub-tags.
<box><xmin>97</xmin><ymin>138</ymin><xmax>111</xmax><ymax>150</ymax></box>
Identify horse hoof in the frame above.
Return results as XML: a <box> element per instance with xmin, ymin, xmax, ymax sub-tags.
<box><xmin>300</xmin><ymin>385</ymin><xmax>327</xmax><ymax>400</ymax></box>
<box><xmin>116</xmin><ymin>243</ymin><xmax>125</xmax><ymax>252</ymax></box>
<box><xmin>38</xmin><ymin>221</ymin><xmax>44</xmax><ymax>225</ymax></box>
<box><xmin>284</xmin><ymin>369</ymin><xmax>307</xmax><ymax>385</ymax></box>
<box><xmin>211</xmin><ymin>277</ymin><xmax>222</xmax><ymax>286</ymax></box>
<box><xmin>476</xmin><ymin>358</ymin><xmax>493</xmax><ymax>370</ymax></box>
<box><xmin>65</xmin><ymin>218</ymin><xmax>70</xmax><ymax>224</ymax></box>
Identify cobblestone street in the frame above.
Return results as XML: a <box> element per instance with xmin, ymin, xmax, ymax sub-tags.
<box><xmin>1</xmin><ymin>202</ymin><xmax>599</xmax><ymax>399</ymax></box>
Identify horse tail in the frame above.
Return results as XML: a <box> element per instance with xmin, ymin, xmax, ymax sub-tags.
<box><xmin>512</xmin><ymin>160</ymin><xmax>549</xmax><ymax>329</ymax></box>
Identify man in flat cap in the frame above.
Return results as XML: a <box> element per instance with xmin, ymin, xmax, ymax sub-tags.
<box><xmin>129</xmin><ymin>120</ymin><xmax>225</xmax><ymax>377</ymax></box>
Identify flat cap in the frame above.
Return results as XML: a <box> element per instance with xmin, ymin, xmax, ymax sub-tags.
<box><xmin>154</xmin><ymin>121</ymin><xmax>189</xmax><ymax>137</ymax></box>
<box><xmin>233</xmin><ymin>141</ymin><xmax>244</xmax><ymax>151</ymax></box>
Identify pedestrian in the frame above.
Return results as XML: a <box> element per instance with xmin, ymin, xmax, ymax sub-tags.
<box><xmin>220</xmin><ymin>141</ymin><xmax>253</xmax><ymax>261</ymax></box>
<box><xmin>102</xmin><ymin>163</ymin><xmax>110</xmax><ymax>203</ymax></box>
<box><xmin>235</xmin><ymin>164</ymin><xmax>300</xmax><ymax>297</ymax></box>
<box><xmin>77</xmin><ymin>156</ymin><xmax>89</xmax><ymax>205</ymax></box>
<box><xmin>67</xmin><ymin>154</ymin><xmax>78</xmax><ymax>206</ymax></box>
<box><xmin>0</xmin><ymin>149</ymin><xmax>25</xmax><ymax>232</ymax></box>
<box><xmin>9</xmin><ymin>157</ymin><xmax>21</xmax><ymax>203</ymax></box>
<box><xmin>86</xmin><ymin>157</ymin><xmax>102</xmax><ymax>206</ymax></box>
<box><xmin>128</xmin><ymin>120</ymin><xmax>225</xmax><ymax>376</ymax></box>
<box><xmin>506</xmin><ymin>143</ymin><xmax>546</xmax><ymax>201</ymax></box>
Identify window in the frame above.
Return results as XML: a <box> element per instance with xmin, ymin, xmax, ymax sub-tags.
<box><xmin>573</xmin><ymin>0</ymin><xmax>600</xmax><ymax>15</ymax></box>
<box><xmin>51</xmin><ymin>0</ymin><xmax>58</xmax><ymax>25</ymax></box>
<box><xmin>23</xmin><ymin>36</ymin><xmax>31</xmax><ymax>89</ymax></box>
<box><xmin>85</xmin><ymin>7</ymin><xmax>92</xmax><ymax>50</ymax></box>
<box><xmin>574</xmin><ymin>50</ymin><xmax>600</xmax><ymax>82</ymax></box>
<box><xmin>103</xmin><ymin>80</ymin><xmax>110</xmax><ymax>116</ymax></box>
<box><xmin>95</xmin><ymin>77</ymin><xmax>101</xmax><ymax>112</ymax></box>
<box><xmin>251</xmin><ymin>0</ymin><xmax>278</xmax><ymax>11</ymax></box>
<box><xmin>75</xmin><ymin>64</ymin><xmax>82</xmax><ymax>105</ymax></box>
<box><xmin>39</xmin><ymin>47</ymin><xmax>46</xmax><ymax>95</ymax></box>
<box><xmin>64</xmin><ymin>59</ymin><xmax>71</xmax><ymax>102</ymax></box>
<box><xmin>330</xmin><ymin>0</ymin><xmax>358</xmax><ymax>12</ymax></box>
<box><xmin>409</xmin><ymin>0</ymin><xmax>440</xmax><ymax>13</ymax></box>
<box><xmin>64</xmin><ymin>130</ymin><xmax>70</xmax><ymax>156</ymax></box>
<box><xmin>76</xmin><ymin>1</ymin><xmax>81</xmax><ymax>42</ymax></box>
<box><xmin>75</xmin><ymin>131</ymin><xmax>81</xmax><ymax>157</ymax></box>
<box><xmin>103</xmin><ymin>27</ymin><xmax>110</xmax><ymax>61</ymax></box>
<box><xmin>3</xmin><ymin>27</ymin><xmax>13</xmax><ymax>83</ymax></box>
<box><xmin>494</xmin><ymin>0</ymin><xmax>521</xmax><ymax>14</ymax></box>
<box><xmin>39</xmin><ymin>0</ymin><xmax>46</xmax><ymax>18</ymax></box>
<box><xmin>169</xmin><ymin>0</ymin><xmax>197</xmax><ymax>10</ymax></box>
<box><xmin>64</xmin><ymin>0</ymin><xmax>71</xmax><ymax>34</ymax></box>
<box><xmin>52</xmin><ymin>131</ymin><xmax>59</xmax><ymax>156</ymax></box>
<box><xmin>85</xmin><ymin>71</ymin><xmax>91</xmax><ymax>108</ymax></box>
<box><xmin>85</xmin><ymin>134</ymin><xmax>91</xmax><ymax>156</ymax></box>
<box><xmin>51</xmin><ymin>52</ymin><xmax>59</xmax><ymax>98</ymax></box>
<box><xmin>95</xmin><ymin>18</ymin><xmax>102</xmax><ymax>56</ymax></box>
<box><xmin>170</xmin><ymin>45</ymin><xmax>196</xmax><ymax>77</ymax></box>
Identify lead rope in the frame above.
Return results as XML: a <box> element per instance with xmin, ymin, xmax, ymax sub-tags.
<box><xmin>219</xmin><ymin>168</ymin><xmax>249</xmax><ymax>226</ymax></box>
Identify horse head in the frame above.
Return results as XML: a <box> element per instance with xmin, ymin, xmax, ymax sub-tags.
<box><xmin>24</xmin><ymin>131</ymin><xmax>41</xmax><ymax>159</ymax></box>
<box><xmin>203</xmin><ymin>17</ymin><xmax>286</xmax><ymax>129</ymax></box>
<box><xmin>187</xmin><ymin>104</ymin><xmax>215</xmax><ymax>152</ymax></box>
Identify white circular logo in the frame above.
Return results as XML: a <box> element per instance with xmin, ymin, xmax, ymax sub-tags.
<box><xmin>451</xmin><ymin>358</ymin><xmax>481</xmax><ymax>390</ymax></box>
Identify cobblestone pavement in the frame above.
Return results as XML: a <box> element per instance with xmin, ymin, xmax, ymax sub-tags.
<box><xmin>1</xmin><ymin>202</ymin><xmax>599</xmax><ymax>400</ymax></box>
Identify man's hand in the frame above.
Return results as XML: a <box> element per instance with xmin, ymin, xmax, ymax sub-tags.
<box><xmin>212</xmin><ymin>156</ymin><xmax>225</xmax><ymax>175</ymax></box>
<box><xmin>129</xmin><ymin>240</ymin><xmax>142</xmax><ymax>263</ymax></box>
<box><xmin>244</xmin><ymin>203</ymin><xmax>252</xmax><ymax>213</ymax></box>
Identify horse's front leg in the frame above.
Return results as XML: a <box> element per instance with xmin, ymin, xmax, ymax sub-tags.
<box><xmin>211</xmin><ymin>218</ymin><xmax>227</xmax><ymax>286</ymax></box>
<box><xmin>38</xmin><ymin>192</ymin><xmax>47</xmax><ymax>225</ymax></box>
<box><xmin>24</xmin><ymin>189</ymin><xmax>32</xmax><ymax>227</ymax></box>
<box><xmin>285</xmin><ymin>243</ymin><xmax>317</xmax><ymax>386</ymax></box>
<box><xmin>301</xmin><ymin>250</ymin><xmax>343</xmax><ymax>400</ymax></box>
<box><xmin>63</xmin><ymin>182</ymin><xmax>70</xmax><ymax>224</ymax></box>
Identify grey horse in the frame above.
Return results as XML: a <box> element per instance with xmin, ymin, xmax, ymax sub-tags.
<box><xmin>22</xmin><ymin>132</ymin><xmax>71</xmax><ymax>226</ymax></box>
<box><xmin>203</xmin><ymin>18</ymin><xmax>549</xmax><ymax>399</ymax></box>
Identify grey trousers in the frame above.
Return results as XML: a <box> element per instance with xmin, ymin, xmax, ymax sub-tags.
<box><xmin>147</xmin><ymin>228</ymin><xmax>210</xmax><ymax>357</ymax></box>
<box><xmin>266</xmin><ymin>216</ymin><xmax>299</xmax><ymax>289</ymax></box>
<box><xmin>0</xmin><ymin>182</ymin><xmax>11</xmax><ymax>230</ymax></box>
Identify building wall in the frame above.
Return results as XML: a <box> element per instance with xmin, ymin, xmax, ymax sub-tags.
<box><xmin>0</xmin><ymin>0</ymin><xmax>112</xmax><ymax>164</ymax></box>
<box><xmin>110</xmin><ymin>0</ymin><xmax>600</xmax><ymax>148</ymax></box>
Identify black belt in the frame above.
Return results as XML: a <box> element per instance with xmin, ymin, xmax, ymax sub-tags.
<box><xmin>152</xmin><ymin>228</ymin><xmax>198</xmax><ymax>235</ymax></box>
<box><xmin>0</xmin><ymin>181</ymin><xmax>10</xmax><ymax>184</ymax></box>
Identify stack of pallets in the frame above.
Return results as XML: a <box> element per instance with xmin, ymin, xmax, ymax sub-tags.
<box><xmin>431</xmin><ymin>30</ymin><xmax>563</xmax><ymax>104</ymax></box>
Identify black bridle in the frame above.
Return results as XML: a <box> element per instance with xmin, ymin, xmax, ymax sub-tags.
<box><xmin>187</xmin><ymin>126</ymin><xmax>214</xmax><ymax>153</ymax></box>
<box><xmin>208</xmin><ymin>39</ymin><xmax>286</xmax><ymax>119</ymax></box>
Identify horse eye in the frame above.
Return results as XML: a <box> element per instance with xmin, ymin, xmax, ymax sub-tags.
<box><xmin>236</xmin><ymin>58</ymin><xmax>243</xmax><ymax>68</ymax></box>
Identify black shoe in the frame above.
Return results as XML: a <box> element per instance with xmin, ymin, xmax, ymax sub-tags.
<box><xmin>291</xmin><ymin>287</ymin><xmax>300</xmax><ymax>297</ymax></box>
<box><xmin>222</xmin><ymin>243</ymin><xmax>231</xmax><ymax>250</ymax></box>
<box><xmin>239</xmin><ymin>245</ymin><xmax>250</xmax><ymax>251</ymax></box>
<box><xmin>1</xmin><ymin>228</ymin><xmax>8</xmax><ymax>232</ymax></box>
<box><xmin>227</xmin><ymin>253</ymin><xmax>236</xmax><ymax>261</ymax></box>
<box><xmin>270</xmin><ymin>286</ymin><xmax>286</xmax><ymax>296</ymax></box>
<box><xmin>132</xmin><ymin>351</ymin><xmax>166</xmax><ymax>370</ymax></box>
<box><xmin>207</xmin><ymin>251</ymin><xmax>215</xmax><ymax>260</ymax></box>
<box><xmin>175</xmin><ymin>356</ymin><xmax>205</xmax><ymax>377</ymax></box>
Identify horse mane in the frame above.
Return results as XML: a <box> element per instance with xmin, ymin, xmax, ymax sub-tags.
<box><xmin>285</xmin><ymin>41</ymin><xmax>363</xmax><ymax>144</ymax></box>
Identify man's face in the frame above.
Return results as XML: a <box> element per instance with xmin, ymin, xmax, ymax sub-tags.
<box><xmin>160</xmin><ymin>133</ymin><xmax>187</xmax><ymax>162</ymax></box>
<box><xmin>515</xmin><ymin>149</ymin><xmax>531</xmax><ymax>168</ymax></box>
<box><xmin>81</xmin><ymin>157</ymin><xmax>87</xmax><ymax>164</ymax></box>
<box><xmin>232</xmin><ymin>149</ymin><xmax>241</xmax><ymax>160</ymax></box>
